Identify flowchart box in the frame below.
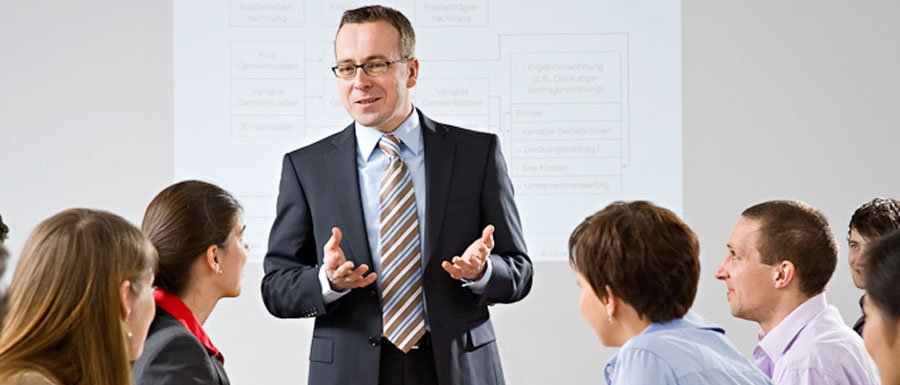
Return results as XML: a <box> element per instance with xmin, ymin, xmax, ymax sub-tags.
<box><xmin>511</xmin><ymin>103</ymin><xmax>622</xmax><ymax>122</ymax></box>
<box><xmin>514</xmin><ymin>176</ymin><xmax>622</xmax><ymax>195</ymax></box>
<box><xmin>510</xmin><ymin>139</ymin><xmax>622</xmax><ymax>159</ymax></box>
<box><xmin>231</xmin><ymin>115</ymin><xmax>304</xmax><ymax>137</ymax></box>
<box><xmin>511</xmin><ymin>157</ymin><xmax>621</xmax><ymax>177</ymax></box>
<box><xmin>511</xmin><ymin>121</ymin><xmax>621</xmax><ymax>140</ymax></box>
<box><xmin>231</xmin><ymin>78</ymin><xmax>305</xmax><ymax>115</ymax></box>
<box><xmin>231</xmin><ymin>0</ymin><xmax>303</xmax><ymax>26</ymax></box>
<box><xmin>511</xmin><ymin>52</ymin><xmax>622</xmax><ymax>104</ymax></box>
<box><xmin>414</xmin><ymin>78</ymin><xmax>490</xmax><ymax>116</ymax></box>
<box><xmin>415</xmin><ymin>0</ymin><xmax>489</xmax><ymax>26</ymax></box>
<box><xmin>231</xmin><ymin>42</ymin><xmax>304</xmax><ymax>78</ymax></box>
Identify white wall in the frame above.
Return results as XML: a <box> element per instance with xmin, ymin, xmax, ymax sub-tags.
<box><xmin>683</xmin><ymin>0</ymin><xmax>900</xmax><ymax>356</ymax></box>
<box><xmin>2</xmin><ymin>1</ymin><xmax>900</xmax><ymax>384</ymax></box>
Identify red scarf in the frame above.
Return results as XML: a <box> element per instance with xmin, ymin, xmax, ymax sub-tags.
<box><xmin>153</xmin><ymin>288</ymin><xmax>224</xmax><ymax>364</ymax></box>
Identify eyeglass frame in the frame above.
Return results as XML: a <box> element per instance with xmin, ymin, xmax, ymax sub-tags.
<box><xmin>331</xmin><ymin>57</ymin><xmax>412</xmax><ymax>79</ymax></box>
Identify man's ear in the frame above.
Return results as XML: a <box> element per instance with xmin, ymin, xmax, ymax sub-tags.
<box><xmin>119</xmin><ymin>280</ymin><xmax>132</xmax><ymax>320</ymax></box>
<box><xmin>772</xmin><ymin>260</ymin><xmax>796</xmax><ymax>289</ymax></box>
<box><xmin>406</xmin><ymin>57</ymin><xmax>419</xmax><ymax>89</ymax></box>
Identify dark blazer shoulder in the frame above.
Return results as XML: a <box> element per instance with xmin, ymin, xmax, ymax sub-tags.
<box><xmin>287</xmin><ymin>123</ymin><xmax>355</xmax><ymax>159</ymax></box>
<box><xmin>132</xmin><ymin>309</ymin><xmax>229</xmax><ymax>385</ymax></box>
<box><xmin>420</xmin><ymin>111</ymin><xmax>494</xmax><ymax>140</ymax></box>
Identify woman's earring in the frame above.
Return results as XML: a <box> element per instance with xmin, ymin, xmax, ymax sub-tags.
<box><xmin>217</xmin><ymin>269</ymin><xmax>223</xmax><ymax>274</ymax></box>
<box><xmin>607</xmin><ymin>312</ymin><xmax>613</xmax><ymax>324</ymax></box>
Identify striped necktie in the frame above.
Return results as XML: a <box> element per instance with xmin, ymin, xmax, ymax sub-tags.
<box><xmin>378</xmin><ymin>134</ymin><xmax>425</xmax><ymax>353</ymax></box>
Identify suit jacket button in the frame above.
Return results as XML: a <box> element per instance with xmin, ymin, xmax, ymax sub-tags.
<box><xmin>368</xmin><ymin>336</ymin><xmax>381</xmax><ymax>347</ymax></box>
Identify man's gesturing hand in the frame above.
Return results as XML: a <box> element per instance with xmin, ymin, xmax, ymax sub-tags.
<box><xmin>324</xmin><ymin>227</ymin><xmax>377</xmax><ymax>290</ymax></box>
<box><xmin>442</xmin><ymin>225</ymin><xmax>494</xmax><ymax>281</ymax></box>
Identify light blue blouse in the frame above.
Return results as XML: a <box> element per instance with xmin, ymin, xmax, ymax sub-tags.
<box><xmin>604</xmin><ymin>311</ymin><xmax>772</xmax><ymax>385</ymax></box>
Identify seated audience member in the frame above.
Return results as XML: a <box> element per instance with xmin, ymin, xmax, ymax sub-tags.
<box><xmin>0</xmin><ymin>214</ymin><xmax>8</xmax><ymax>271</ymax></box>
<box><xmin>0</xmin><ymin>215</ymin><xmax>9</xmax><ymax>328</ymax></box>
<box><xmin>848</xmin><ymin>197</ymin><xmax>900</xmax><ymax>334</ymax></box>
<box><xmin>861</xmin><ymin>229</ymin><xmax>900</xmax><ymax>385</ymax></box>
<box><xmin>569</xmin><ymin>201</ymin><xmax>772</xmax><ymax>385</ymax></box>
<box><xmin>0</xmin><ymin>209</ymin><xmax>157</xmax><ymax>385</ymax></box>
<box><xmin>715</xmin><ymin>200</ymin><xmax>879</xmax><ymax>385</ymax></box>
<box><xmin>132</xmin><ymin>181</ymin><xmax>248</xmax><ymax>385</ymax></box>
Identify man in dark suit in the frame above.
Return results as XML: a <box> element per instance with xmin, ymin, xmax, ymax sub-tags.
<box><xmin>261</xmin><ymin>5</ymin><xmax>532</xmax><ymax>385</ymax></box>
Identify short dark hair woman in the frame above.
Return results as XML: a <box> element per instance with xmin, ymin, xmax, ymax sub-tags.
<box><xmin>569</xmin><ymin>201</ymin><xmax>771</xmax><ymax>385</ymax></box>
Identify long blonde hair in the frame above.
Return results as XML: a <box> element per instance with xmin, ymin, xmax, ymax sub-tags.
<box><xmin>0</xmin><ymin>209</ymin><xmax>157</xmax><ymax>385</ymax></box>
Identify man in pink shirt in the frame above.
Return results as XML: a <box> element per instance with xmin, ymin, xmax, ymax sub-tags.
<box><xmin>715</xmin><ymin>200</ymin><xmax>880</xmax><ymax>385</ymax></box>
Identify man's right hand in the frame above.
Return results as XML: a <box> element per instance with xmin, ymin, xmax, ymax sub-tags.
<box><xmin>324</xmin><ymin>227</ymin><xmax>377</xmax><ymax>290</ymax></box>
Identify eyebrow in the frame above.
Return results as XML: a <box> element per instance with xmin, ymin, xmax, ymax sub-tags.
<box><xmin>335</xmin><ymin>55</ymin><xmax>390</xmax><ymax>64</ymax></box>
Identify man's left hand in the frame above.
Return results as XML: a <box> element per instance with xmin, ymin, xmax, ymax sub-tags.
<box><xmin>442</xmin><ymin>225</ymin><xmax>494</xmax><ymax>281</ymax></box>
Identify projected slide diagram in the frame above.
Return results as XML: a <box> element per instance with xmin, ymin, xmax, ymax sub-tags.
<box><xmin>175</xmin><ymin>0</ymin><xmax>681</xmax><ymax>262</ymax></box>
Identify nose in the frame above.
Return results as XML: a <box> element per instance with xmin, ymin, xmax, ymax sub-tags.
<box><xmin>848</xmin><ymin>248</ymin><xmax>860</xmax><ymax>267</ymax></box>
<box><xmin>714</xmin><ymin>258</ymin><xmax>728</xmax><ymax>281</ymax></box>
<box><xmin>352</xmin><ymin>68</ymin><xmax>372</xmax><ymax>90</ymax></box>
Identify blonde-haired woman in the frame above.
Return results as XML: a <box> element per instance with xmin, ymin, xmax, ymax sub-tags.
<box><xmin>0</xmin><ymin>209</ymin><xmax>157</xmax><ymax>385</ymax></box>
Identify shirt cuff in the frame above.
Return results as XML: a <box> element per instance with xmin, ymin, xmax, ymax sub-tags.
<box><xmin>319</xmin><ymin>266</ymin><xmax>351</xmax><ymax>304</ymax></box>
<box><xmin>462</xmin><ymin>257</ymin><xmax>493</xmax><ymax>294</ymax></box>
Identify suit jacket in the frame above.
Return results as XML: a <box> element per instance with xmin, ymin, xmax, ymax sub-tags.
<box><xmin>261</xmin><ymin>110</ymin><xmax>533</xmax><ymax>385</ymax></box>
<box><xmin>132</xmin><ymin>308</ymin><xmax>230</xmax><ymax>385</ymax></box>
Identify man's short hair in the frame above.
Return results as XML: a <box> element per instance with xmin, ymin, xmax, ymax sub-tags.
<box><xmin>568</xmin><ymin>201</ymin><xmax>700</xmax><ymax>323</ymax></box>
<box><xmin>742</xmin><ymin>200</ymin><xmax>838</xmax><ymax>296</ymax></box>
<box><xmin>339</xmin><ymin>5</ymin><xmax>416</xmax><ymax>59</ymax></box>
<box><xmin>865</xmin><ymin>228</ymin><xmax>900</xmax><ymax>343</ymax></box>
<box><xmin>849</xmin><ymin>197</ymin><xmax>900</xmax><ymax>240</ymax></box>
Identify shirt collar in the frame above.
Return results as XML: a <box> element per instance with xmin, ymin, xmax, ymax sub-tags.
<box><xmin>756</xmin><ymin>292</ymin><xmax>829</xmax><ymax>363</ymax></box>
<box><xmin>605</xmin><ymin>311</ymin><xmax>724</xmax><ymax>385</ymax></box>
<box><xmin>154</xmin><ymin>288</ymin><xmax>224</xmax><ymax>364</ymax></box>
<box><xmin>355</xmin><ymin>107</ymin><xmax>422</xmax><ymax>161</ymax></box>
<box><xmin>641</xmin><ymin>310</ymin><xmax>725</xmax><ymax>335</ymax></box>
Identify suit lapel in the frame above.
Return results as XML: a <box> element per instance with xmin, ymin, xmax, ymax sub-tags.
<box><xmin>421</xmin><ymin>112</ymin><xmax>455</xmax><ymax>267</ymax></box>
<box><xmin>324</xmin><ymin>124</ymin><xmax>373</xmax><ymax>268</ymax></box>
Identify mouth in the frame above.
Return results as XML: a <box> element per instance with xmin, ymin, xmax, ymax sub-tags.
<box><xmin>726</xmin><ymin>288</ymin><xmax>734</xmax><ymax>300</ymax></box>
<box><xmin>354</xmin><ymin>97</ymin><xmax>381</xmax><ymax>105</ymax></box>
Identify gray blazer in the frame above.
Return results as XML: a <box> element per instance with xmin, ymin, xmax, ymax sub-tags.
<box><xmin>261</xmin><ymin>110</ymin><xmax>533</xmax><ymax>385</ymax></box>
<box><xmin>132</xmin><ymin>308</ymin><xmax>229</xmax><ymax>385</ymax></box>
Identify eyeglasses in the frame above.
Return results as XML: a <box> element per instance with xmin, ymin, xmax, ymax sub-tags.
<box><xmin>331</xmin><ymin>58</ymin><xmax>410</xmax><ymax>79</ymax></box>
